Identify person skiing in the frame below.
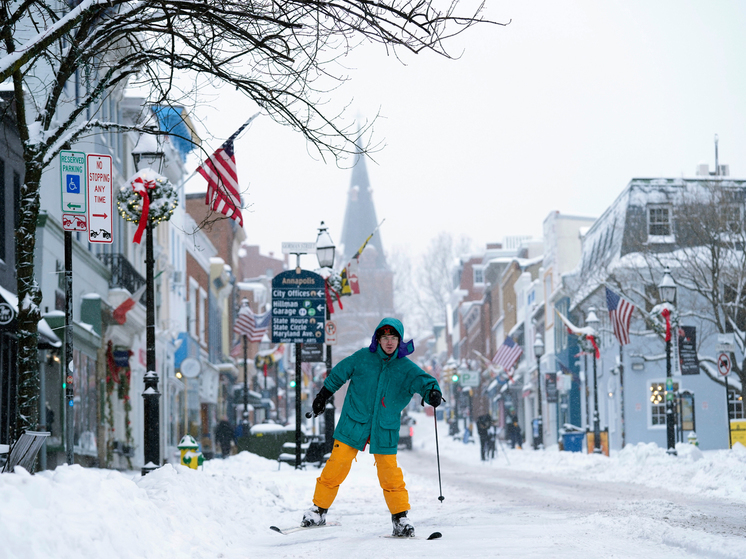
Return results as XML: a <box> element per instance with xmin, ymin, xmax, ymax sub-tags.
<box><xmin>301</xmin><ymin>317</ymin><xmax>442</xmax><ymax>537</ymax></box>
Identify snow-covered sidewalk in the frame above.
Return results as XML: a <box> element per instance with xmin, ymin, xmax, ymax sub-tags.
<box><xmin>1</xmin><ymin>412</ymin><xmax>745</xmax><ymax>558</ymax></box>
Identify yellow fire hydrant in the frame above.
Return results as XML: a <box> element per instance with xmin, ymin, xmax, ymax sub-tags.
<box><xmin>687</xmin><ymin>431</ymin><xmax>699</xmax><ymax>446</ymax></box>
<box><xmin>178</xmin><ymin>435</ymin><xmax>203</xmax><ymax>469</ymax></box>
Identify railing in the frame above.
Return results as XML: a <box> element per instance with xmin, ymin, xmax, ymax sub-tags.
<box><xmin>97</xmin><ymin>253</ymin><xmax>146</xmax><ymax>295</ymax></box>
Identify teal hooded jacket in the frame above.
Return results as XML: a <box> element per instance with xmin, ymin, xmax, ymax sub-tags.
<box><xmin>323</xmin><ymin>318</ymin><xmax>440</xmax><ymax>455</ymax></box>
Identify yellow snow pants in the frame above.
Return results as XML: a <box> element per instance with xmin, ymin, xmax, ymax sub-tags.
<box><xmin>312</xmin><ymin>440</ymin><xmax>410</xmax><ymax>515</ymax></box>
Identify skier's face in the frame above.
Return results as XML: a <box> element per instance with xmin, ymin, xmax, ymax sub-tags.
<box><xmin>379</xmin><ymin>334</ymin><xmax>399</xmax><ymax>356</ymax></box>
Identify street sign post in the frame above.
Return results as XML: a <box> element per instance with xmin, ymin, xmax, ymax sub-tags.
<box><xmin>271</xmin><ymin>270</ymin><xmax>326</xmax><ymax>344</ymax></box>
<box><xmin>60</xmin><ymin>150</ymin><xmax>87</xmax><ymax>218</ymax></box>
<box><xmin>86</xmin><ymin>154</ymin><xmax>113</xmax><ymax>244</ymax></box>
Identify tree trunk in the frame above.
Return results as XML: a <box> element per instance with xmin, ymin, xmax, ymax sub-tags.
<box><xmin>14</xmin><ymin>162</ymin><xmax>43</xmax><ymax>440</ymax></box>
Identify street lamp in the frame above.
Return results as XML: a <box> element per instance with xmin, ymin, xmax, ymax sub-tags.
<box><xmin>133</xmin><ymin>131</ymin><xmax>164</xmax><ymax>476</ymax></box>
<box><xmin>586</xmin><ymin>307</ymin><xmax>602</xmax><ymax>454</ymax></box>
<box><xmin>533</xmin><ymin>332</ymin><xmax>545</xmax><ymax>450</ymax></box>
<box><xmin>315</xmin><ymin>221</ymin><xmax>336</xmax><ymax>455</ymax></box>
<box><xmin>658</xmin><ymin>266</ymin><xmax>678</xmax><ymax>456</ymax></box>
<box><xmin>315</xmin><ymin>221</ymin><xmax>335</xmax><ymax>268</ymax></box>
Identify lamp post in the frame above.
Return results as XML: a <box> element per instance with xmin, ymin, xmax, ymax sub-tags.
<box><xmin>315</xmin><ymin>221</ymin><xmax>336</xmax><ymax>454</ymax></box>
<box><xmin>533</xmin><ymin>332</ymin><xmax>545</xmax><ymax>450</ymax></box>
<box><xmin>132</xmin><ymin>132</ymin><xmax>164</xmax><ymax>476</ymax></box>
<box><xmin>239</xmin><ymin>298</ymin><xmax>250</xmax><ymax>431</ymax></box>
<box><xmin>658</xmin><ymin>266</ymin><xmax>678</xmax><ymax>456</ymax></box>
<box><xmin>586</xmin><ymin>307</ymin><xmax>602</xmax><ymax>454</ymax></box>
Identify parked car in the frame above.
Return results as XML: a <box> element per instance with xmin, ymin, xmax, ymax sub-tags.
<box><xmin>399</xmin><ymin>411</ymin><xmax>416</xmax><ymax>450</ymax></box>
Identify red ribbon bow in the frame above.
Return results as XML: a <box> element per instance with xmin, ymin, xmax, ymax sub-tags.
<box><xmin>661</xmin><ymin>308</ymin><xmax>671</xmax><ymax>342</ymax></box>
<box><xmin>586</xmin><ymin>335</ymin><xmax>600</xmax><ymax>359</ymax></box>
<box><xmin>324</xmin><ymin>279</ymin><xmax>343</xmax><ymax>314</ymax></box>
<box><xmin>131</xmin><ymin>175</ymin><xmax>157</xmax><ymax>244</ymax></box>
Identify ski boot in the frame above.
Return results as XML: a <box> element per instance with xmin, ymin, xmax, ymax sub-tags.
<box><xmin>391</xmin><ymin>511</ymin><xmax>415</xmax><ymax>537</ymax></box>
<box><xmin>301</xmin><ymin>505</ymin><xmax>328</xmax><ymax>527</ymax></box>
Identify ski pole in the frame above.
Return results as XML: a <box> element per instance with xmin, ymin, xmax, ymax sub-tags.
<box><xmin>433</xmin><ymin>411</ymin><xmax>444</xmax><ymax>503</ymax></box>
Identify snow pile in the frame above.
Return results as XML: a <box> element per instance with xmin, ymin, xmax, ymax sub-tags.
<box><xmin>415</xmin><ymin>415</ymin><xmax>746</xmax><ymax>504</ymax></box>
<box><xmin>2</xmin><ymin>413</ymin><xmax>746</xmax><ymax>558</ymax></box>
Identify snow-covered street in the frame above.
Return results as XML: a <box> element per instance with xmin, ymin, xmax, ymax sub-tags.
<box><xmin>2</xmin><ymin>411</ymin><xmax>746</xmax><ymax>559</ymax></box>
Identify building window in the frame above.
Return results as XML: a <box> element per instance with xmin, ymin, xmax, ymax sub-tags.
<box><xmin>650</xmin><ymin>381</ymin><xmax>679</xmax><ymax>426</ymax></box>
<box><xmin>728</xmin><ymin>389</ymin><xmax>744</xmax><ymax>420</ymax></box>
<box><xmin>648</xmin><ymin>205</ymin><xmax>672</xmax><ymax>237</ymax></box>
<box><xmin>188</xmin><ymin>278</ymin><xmax>198</xmax><ymax>338</ymax></box>
<box><xmin>199</xmin><ymin>287</ymin><xmax>207</xmax><ymax>345</ymax></box>
<box><xmin>13</xmin><ymin>171</ymin><xmax>20</xmax><ymax>231</ymax></box>
<box><xmin>0</xmin><ymin>158</ymin><xmax>4</xmax><ymax>262</ymax></box>
<box><xmin>473</xmin><ymin>266</ymin><xmax>484</xmax><ymax>285</ymax></box>
<box><xmin>726</xmin><ymin>205</ymin><xmax>742</xmax><ymax>233</ymax></box>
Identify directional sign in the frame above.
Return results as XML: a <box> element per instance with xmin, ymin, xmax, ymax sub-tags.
<box><xmin>87</xmin><ymin>154</ymin><xmax>113</xmax><ymax>244</ymax></box>
<box><xmin>60</xmin><ymin>151</ymin><xmax>86</xmax><ymax>214</ymax></box>
<box><xmin>271</xmin><ymin>270</ymin><xmax>325</xmax><ymax>344</ymax></box>
<box><xmin>718</xmin><ymin>353</ymin><xmax>731</xmax><ymax>376</ymax></box>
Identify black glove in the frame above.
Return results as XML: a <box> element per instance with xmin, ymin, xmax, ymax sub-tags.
<box><xmin>312</xmin><ymin>386</ymin><xmax>333</xmax><ymax>416</ymax></box>
<box><xmin>427</xmin><ymin>390</ymin><xmax>443</xmax><ymax>408</ymax></box>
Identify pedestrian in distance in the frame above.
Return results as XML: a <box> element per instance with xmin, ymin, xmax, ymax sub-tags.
<box><xmin>302</xmin><ymin>318</ymin><xmax>443</xmax><ymax>538</ymax></box>
<box><xmin>215</xmin><ymin>418</ymin><xmax>234</xmax><ymax>458</ymax></box>
<box><xmin>507</xmin><ymin>409</ymin><xmax>522</xmax><ymax>449</ymax></box>
<box><xmin>476</xmin><ymin>414</ymin><xmax>495</xmax><ymax>461</ymax></box>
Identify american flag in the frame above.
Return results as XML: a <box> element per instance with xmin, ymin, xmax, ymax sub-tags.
<box><xmin>234</xmin><ymin>305</ymin><xmax>271</xmax><ymax>343</ymax></box>
<box><xmin>605</xmin><ymin>287</ymin><xmax>635</xmax><ymax>346</ymax></box>
<box><xmin>492</xmin><ymin>336</ymin><xmax>523</xmax><ymax>371</ymax></box>
<box><xmin>197</xmin><ymin>114</ymin><xmax>258</xmax><ymax>226</ymax></box>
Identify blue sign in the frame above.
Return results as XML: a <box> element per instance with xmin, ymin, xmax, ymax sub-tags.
<box><xmin>271</xmin><ymin>270</ymin><xmax>326</xmax><ymax>344</ymax></box>
<box><xmin>66</xmin><ymin>174</ymin><xmax>80</xmax><ymax>193</ymax></box>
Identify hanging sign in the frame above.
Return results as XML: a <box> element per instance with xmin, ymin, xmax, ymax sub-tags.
<box><xmin>678</xmin><ymin>326</ymin><xmax>699</xmax><ymax>375</ymax></box>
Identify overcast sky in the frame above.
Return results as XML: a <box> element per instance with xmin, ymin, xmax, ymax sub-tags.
<box><xmin>184</xmin><ymin>0</ymin><xmax>746</xmax><ymax>266</ymax></box>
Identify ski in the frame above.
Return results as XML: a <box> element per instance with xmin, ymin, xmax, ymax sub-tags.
<box><xmin>269</xmin><ymin>521</ymin><xmax>341</xmax><ymax>535</ymax></box>
<box><xmin>382</xmin><ymin>531</ymin><xmax>442</xmax><ymax>540</ymax></box>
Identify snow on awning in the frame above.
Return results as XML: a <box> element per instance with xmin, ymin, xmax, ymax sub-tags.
<box><xmin>0</xmin><ymin>284</ymin><xmax>61</xmax><ymax>348</ymax></box>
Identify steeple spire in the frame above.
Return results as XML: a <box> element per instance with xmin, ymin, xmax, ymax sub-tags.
<box><xmin>339</xmin><ymin>149</ymin><xmax>387</xmax><ymax>268</ymax></box>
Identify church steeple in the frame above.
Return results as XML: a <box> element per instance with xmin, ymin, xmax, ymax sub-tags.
<box><xmin>339</xmin><ymin>151</ymin><xmax>387</xmax><ymax>268</ymax></box>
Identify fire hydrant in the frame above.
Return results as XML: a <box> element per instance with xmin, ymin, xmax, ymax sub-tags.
<box><xmin>178</xmin><ymin>435</ymin><xmax>203</xmax><ymax>469</ymax></box>
<box><xmin>687</xmin><ymin>431</ymin><xmax>699</xmax><ymax>446</ymax></box>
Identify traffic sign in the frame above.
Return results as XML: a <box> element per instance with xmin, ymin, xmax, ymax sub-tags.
<box><xmin>61</xmin><ymin>213</ymin><xmax>87</xmax><ymax>232</ymax></box>
<box><xmin>60</xmin><ymin>151</ymin><xmax>86</xmax><ymax>214</ymax></box>
<box><xmin>460</xmin><ymin>370</ymin><xmax>480</xmax><ymax>387</ymax></box>
<box><xmin>87</xmin><ymin>154</ymin><xmax>113</xmax><ymax>244</ymax></box>
<box><xmin>718</xmin><ymin>353</ymin><xmax>731</xmax><ymax>376</ymax></box>
<box><xmin>716</xmin><ymin>333</ymin><xmax>735</xmax><ymax>353</ymax></box>
<box><xmin>325</xmin><ymin>320</ymin><xmax>337</xmax><ymax>346</ymax></box>
<box><xmin>271</xmin><ymin>270</ymin><xmax>326</xmax><ymax>344</ymax></box>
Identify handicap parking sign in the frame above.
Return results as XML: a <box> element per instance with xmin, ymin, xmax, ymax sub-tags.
<box><xmin>66</xmin><ymin>174</ymin><xmax>80</xmax><ymax>194</ymax></box>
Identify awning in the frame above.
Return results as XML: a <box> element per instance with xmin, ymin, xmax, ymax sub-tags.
<box><xmin>0</xmin><ymin>284</ymin><xmax>61</xmax><ymax>349</ymax></box>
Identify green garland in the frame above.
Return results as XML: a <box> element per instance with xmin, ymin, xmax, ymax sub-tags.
<box><xmin>105</xmin><ymin>341</ymin><xmax>134</xmax><ymax>469</ymax></box>
<box><xmin>116</xmin><ymin>172</ymin><xmax>178</xmax><ymax>225</ymax></box>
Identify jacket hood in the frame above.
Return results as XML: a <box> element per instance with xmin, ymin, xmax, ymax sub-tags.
<box><xmin>368</xmin><ymin>317</ymin><xmax>414</xmax><ymax>358</ymax></box>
